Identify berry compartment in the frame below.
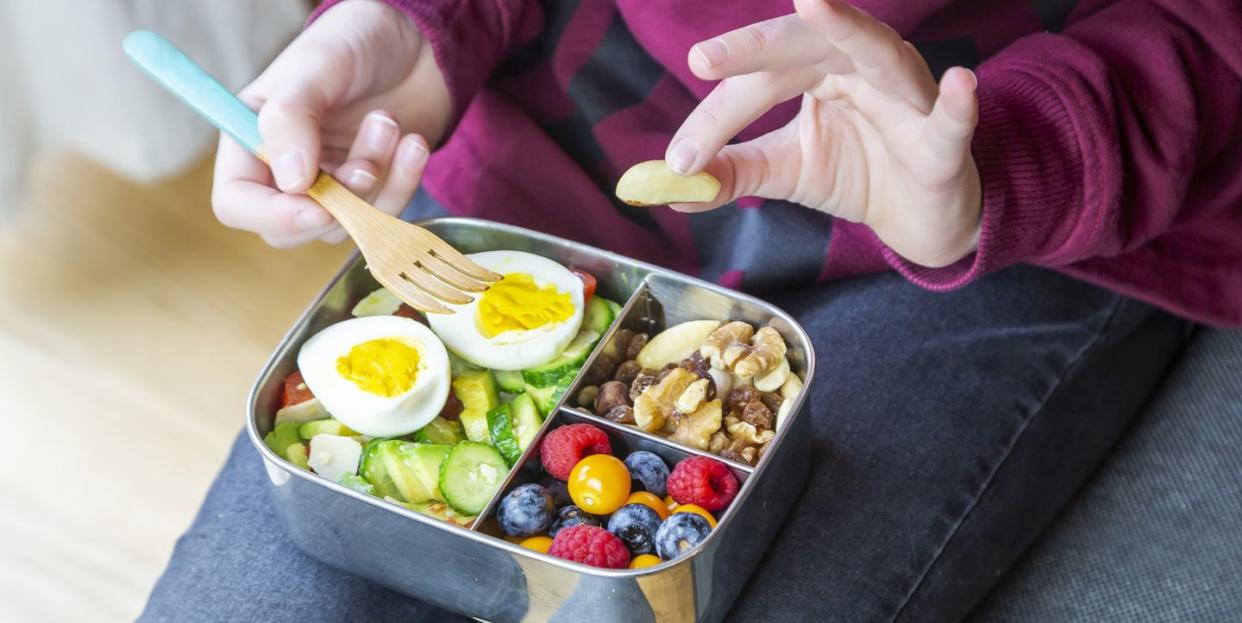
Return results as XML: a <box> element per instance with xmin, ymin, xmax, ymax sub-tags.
<box><xmin>474</xmin><ymin>408</ymin><xmax>752</xmax><ymax>552</ymax></box>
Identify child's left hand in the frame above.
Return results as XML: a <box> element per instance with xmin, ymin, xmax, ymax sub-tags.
<box><xmin>667</xmin><ymin>0</ymin><xmax>981</xmax><ymax>268</ymax></box>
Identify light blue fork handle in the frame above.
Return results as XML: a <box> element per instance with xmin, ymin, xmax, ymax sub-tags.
<box><xmin>123</xmin><ymin>30</ymin><xmax>263</xmax><ymax>154</ymax></box>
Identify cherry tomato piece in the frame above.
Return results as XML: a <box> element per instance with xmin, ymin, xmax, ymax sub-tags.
<box><xmin>568</xmin><ymin>454</ymin><xmax>631</xmax><ymax>515</ymax></box>
<box><xmin>571</xmin><ymin>268</ymin><xmax>597</xmax><ymax>304</ymax></box>
<box><xmin>281</xmin><ymin>370</ymin><xmax>314</xmax><ymax>407</ymax></box>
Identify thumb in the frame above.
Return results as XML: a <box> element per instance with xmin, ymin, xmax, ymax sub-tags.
<box><xmin>669</xmin><ymin>121</ymin><xmax>798</xmax><ymax>213</ymax></box>
<box><xmin>249</xmin><ymin>43</ymin><xmax>353</xmax><ymax>193</ymax></box>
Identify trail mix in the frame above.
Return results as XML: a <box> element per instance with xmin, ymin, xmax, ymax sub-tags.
<box><xmin>572</xmin><ymin>320</ymin><xmax>803</xmax><ymax>465</ymax></box>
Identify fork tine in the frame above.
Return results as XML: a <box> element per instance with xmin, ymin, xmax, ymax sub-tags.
<box><xmin>403</xmin><ymin>267</ymin><xmax>474</xmax><ymax>306</ymax></box>
<box><xmin>412</xmin><ymin>228</ymin><xmax>502</xmax><ymax>282</ymax></box>
<box><xmin>415</xmin><ymin>252</ymin><xmax>491</xmax><ymax>293</ymax></box>
<box><xmin>374</xmin><ymin>273</ymin><xmax>452</xmax><ymax>315</ymax></box>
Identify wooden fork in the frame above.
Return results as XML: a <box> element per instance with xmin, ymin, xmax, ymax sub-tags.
<box><xmin>123</xmin><ymin>31</ymin><xmax>499</xmax><ymax>313</ymax></box>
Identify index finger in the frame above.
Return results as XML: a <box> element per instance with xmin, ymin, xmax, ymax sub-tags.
<box><xmin>794</xmin><ymin>0</ymin><xmax>937</xmax><ymax>111</ymax></box>
<box><xmin>211</xmin><ymin>134</ymin><xmax>329</xmax><ymax>235</ymax></box>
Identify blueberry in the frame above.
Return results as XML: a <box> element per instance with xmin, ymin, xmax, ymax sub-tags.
<box><xmin>497</xmin><ymin>484</ymin><xmax>555</xmax><ymax>537</ymax></box>
<box><xmin>607</xmin><ymin>504</ymin><xmax>664</xmax><ymax>555</ymax></box>
<box><xmin>624</xmin><ymin>451</ymin><xmax>670</xmax><ymax>498</ymax></box>
<box><xmin>547</xmin><ymin>505</ymin><xmax>600</xmax><ymax>538</ymax></box>
<box><xmin>654</xmin><ymin>513</ymin><xmax>712</xmax><ymax>560</ymax></box>
<box><xmin>540</xmin><ymin>478</ymin><xmax>572</xmax><ymax>508</ymax></box>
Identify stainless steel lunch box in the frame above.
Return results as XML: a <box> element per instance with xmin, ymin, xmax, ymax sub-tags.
<box><xmin>247</xmin><ymin>218</ymin><xmax>816</xmax><ymax>622</ymax></box>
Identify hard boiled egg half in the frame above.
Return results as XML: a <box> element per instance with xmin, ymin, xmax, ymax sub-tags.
<box><xmin>298</xmin><ymin>316</ymin><xmax>450</xmax><ymax>437</ymax></box>
<box><xmin>428</xmin><ymin>250</ymin><xmax>584</xmax><ymax>371</ymax></box>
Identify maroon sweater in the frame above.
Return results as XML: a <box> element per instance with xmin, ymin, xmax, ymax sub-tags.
<box><xmin>313</xmin><ymin>0</ymin><xmax>1242</xmax><ymax>326</ymax></box>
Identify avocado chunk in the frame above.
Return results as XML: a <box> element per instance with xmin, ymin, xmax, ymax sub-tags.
<box><xmin>452</xmin><ymin>370</ymin><xmax>500</xmax><ymax>443</ymax></box>
<box><xmin>264</xmin><ymin>421</ymin><xmax>308</xmax><ymax>468</ymax></box>
<box><xmin>413</xmin><ymin>417</ymin><xmax>465</xmax><ymax>445</ymax></box>
<box><xmin>298</xmin><ymin>418</ymin><xmax>358</xmax><ymax>440</ymax></box>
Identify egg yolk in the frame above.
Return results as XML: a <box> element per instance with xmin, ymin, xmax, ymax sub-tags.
<box><xmin>477</xmin><ymin>272</ymin><xmax>573</xmax><ymax>338</ymax></box>
<box><xmin>335</xmin><ymin>338</ymin><xmax>421</xmax><ymax>397</ymax></box>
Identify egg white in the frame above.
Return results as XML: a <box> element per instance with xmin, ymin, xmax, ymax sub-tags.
<box><xmin>297</xmin><ymin>316</ymin><xmax>450</xmax><ymax>437</ymax></box>
<box><xmin>427</xmin><ymin>250</ymin><xmax>584</xmax><ymax>371</ymax></box>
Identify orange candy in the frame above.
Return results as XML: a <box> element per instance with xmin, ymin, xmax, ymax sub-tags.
<box><xmin>625</xmin><ymin>491</ymin><xmax>670</xmax><ymax>520</ymax></box>
<box><xmin>629</xmin><ymin>554</ymin><xmax>661</xmax><ymax>569</ymax></box>
<box><xmin>671</xmin><ymin>504</ymin><xmax>717</xmax><ymax>529</ymax></box>
<box><xmin>519</xmin><ymin>536</ymin><xmax>553</xmax><ymax>553</ymax></box>
<box><xmin>568</xmin><ymin>454</ymin><xmax>632</xmax><ymax>515</ymax></box>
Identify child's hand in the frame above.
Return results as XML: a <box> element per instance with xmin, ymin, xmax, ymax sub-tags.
<box><xmin>668</xmin><ymin>0</ymin><xmax>981</xmax><ymax>268</ymax></box>
<box><xmin>211</xmin><ymin>0</ymin><xmax>451</xmax><ymax>247</ymax></box>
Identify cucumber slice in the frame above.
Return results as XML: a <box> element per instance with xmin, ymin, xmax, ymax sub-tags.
<box><xmin>526</xmin><ymin>373</ymin><xmax>574</xmax><ymax>415</ymax></box>
<box><xmin>298</xmin><ymin>418</ymin><xmax>357</xmax><ymax>440</ymax></box>
<box><xmin>438</xmin><ymin>442</ymin><xmax>509</xmax><ymax>515</ymax></box>
<box><xmin>413</xmin><ymin>417</ymin><xmax>465</xmax><ymax>445</ymax></box>
<box><xmin>486</xmin><ymin>405</ymin><xmax>522</xmax><ymax>465</ymax></box>
<box><xmin>379</xmin><ymin>440</ymin><xmax>435</xmax><ymax>503</ymax></box>
<box><xmin>351</xmin><ymin>287</ymin><xmax>402</xmax><ymax>317</ymax></box>
<box><xmin>509</xmin><ymin>392</ymin><xmax>543</xmax><ymax>451</ymax></box>
<box><xmin>493</xmin><ymin>369</ymin><xmax>526</xmax><ymax>394</ymax></box>
<box><xmin>585</xmin><ymin>296</ymin><xmax>620</xmax><ymax>336</ymax></box>
<box><xmin>338</xmin><ymin>473</ymin><xmax>376</xmax><ymax>496</ymax></box>
<box><xmin>521</xmin><ymin>330</ymin><xmax>599</xmax><ymax>387</ymax></box>
<box><xmin>399</xmin><ymin>443</ymin><xmax>452</xmax><ymax>501</ymax></box>
<box><xmin>449</xmin><ymin>351</ymin><xmax>482</xmax><ymax>376</ymax></box>
<box><xmin>360</xmin><ymin>439</ymin><xmax>403</xmax><ymax>500</ymax></box>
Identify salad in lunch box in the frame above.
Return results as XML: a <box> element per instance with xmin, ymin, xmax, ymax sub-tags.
<box><xmin>262</xmin><ymin>250</ymin><xmax>622</xmax><ymax>527</ymax></box>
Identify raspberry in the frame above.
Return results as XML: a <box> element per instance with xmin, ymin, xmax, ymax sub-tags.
<box><xmin>540</xmin><ymin>423</ymin><xmax>612</xmax><ymax>481</ymax></box>
<box><xmin>547</xmin><ymin>524</ymin><xmax>631</xmax><ymax>568</ymax></box>
<box><xmin>666</xmin><ymin>456</ymin><xmax>739</xmax><ymax>512</ymax></box>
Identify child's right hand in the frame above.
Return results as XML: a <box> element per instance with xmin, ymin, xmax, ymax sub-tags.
<box><xmin>211</xmin><ymin>0</ymin><xmax>452</xmax><ymax>247</ymax></box>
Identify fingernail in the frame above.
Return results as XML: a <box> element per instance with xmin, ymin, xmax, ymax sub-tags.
<box><xmin>694</xmin><ymin>39</ymin><xmax>728</xmax><ymax>68</ymax></box>
<box><xmin>397</xmin><ymin>139</ymin><xmax>429</xmax><ymax>169</ymax></box>
<box><xmin>294</xmin><ymin>207</ymin><xmax>332</xmax><ymax>230</ymax></box>
<box><xmin>363</xmin><ymin>113</ymin><xmax>398</xmax><ymax>151</ymax></box>
<box><xmin>347</xmin><ymin>169</ymin><xmax>378</xmax><ymax>193</ymax></box>
<box><xmin>965</xmin><ymin>68</ymin><xmax>978</xmax><ymax>88</ymax></box>
<box><xmin>667</xmin><ymin>138</ymin><xmax>699</xmax><ymax>175</ymax></box>
<box><xmin>272</xmin><ymin>152</ymin><xmax>305</xmax><ymax>189</ymax></box>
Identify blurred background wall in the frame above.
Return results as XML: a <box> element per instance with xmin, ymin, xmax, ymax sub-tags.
<box><xmin>0</xmin><ymin>2</ymin><xmax>360</xmax><ymax>621</ymax></box>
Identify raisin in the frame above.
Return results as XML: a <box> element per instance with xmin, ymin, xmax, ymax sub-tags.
<box><xmin>726</xmin><ymin>386</ymin><xmax>760</xmax><ymax>414</ymax></box>
<box><xmin>740</xmin><ymin>400</ymin><xmax>774</xmax><ymax>429</ymax></box>
<box><xmin>581</xmin><ymin>354</ymin><xmax>617</xmax><ymax>386</ymax></box>
<box><xmin>625</xmin><ymin>332</ymin><xmax>649</xmax><ymax>360</ymax></box>
<box><xmin>657</xmin><ymin>362</ymin><xmax>679</xmax><ymax>381</ymax></box>
<box><xmin>611</xmin><ymin>328</ymin><xmax>634</xmax><ymax>359</ymax></box>
<box><xmin>760</xmin><ymin>391</ymin><xmax>784</xmax><ymax>414</ymax></box>
<box><xmin>603</xmin><ymin>404</ymin><xmax>636</xmax><ymax>424</ymax></box>
<box><xmin>576</xmin><ymin>385</ymin><xmax>600</xmax><ymax>410</ymax></box>
<box><xmin>614</xmin><ymin>360</ymin><xmax>641</xmax><ymax>385</ymax></box>
<box><xmin>629</xmin><ymin>373</ymin><xmax>659</xmax><ymax>401</ymax></box>
<box><xmin>595</xmin><ymin>381</ymin><xmax>630</xmax><ymax>415</ymax></box>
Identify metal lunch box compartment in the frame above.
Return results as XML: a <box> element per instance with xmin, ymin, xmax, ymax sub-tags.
<box><xmin>247</xmin><ymin>218</ymin><xmax>817</xmax><ymax>622</ymax></box>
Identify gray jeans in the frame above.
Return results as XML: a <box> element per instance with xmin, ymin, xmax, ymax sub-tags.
<box><xmin>140</xmin><ymin>264</ymin><xmax>1189</xmax><ymax>622</ymax></box>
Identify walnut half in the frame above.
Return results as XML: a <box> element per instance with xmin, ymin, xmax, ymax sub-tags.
<box><xmin>735</xmin><ymin>326</ymin><xmax>787</xmax><ymax>378</ymax></box>
<box><xmin>669</xmin><ymin>398</ymin><xmax>723</xmax><ymax>450</ymax></box>
<box><xmin>634</xmin><ymin>367</ymin><xmax>698</xmax><ymax>432</ymax></box>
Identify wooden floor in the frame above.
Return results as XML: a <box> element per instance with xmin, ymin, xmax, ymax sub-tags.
<box><xmin>0</xmin><ymin>152</ymin><xmax>350</xmax><ymax>622</ymax></box>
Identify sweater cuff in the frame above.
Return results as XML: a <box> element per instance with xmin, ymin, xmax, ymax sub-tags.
<box><xmin>883</xmin><ymin>59</ymin><xmax>1086</xmax><ymax>290</ymax></box>
<box><xmin>310</xmin><ymin>0</ymin><xmax>494</xmax><ymax>126</ymax></box>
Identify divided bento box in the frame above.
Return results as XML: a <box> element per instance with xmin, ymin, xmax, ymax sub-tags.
<box><xmin>247</xmin><ymin>217</ymin><xmax>816</xmax><ymax>622</ymax></box>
